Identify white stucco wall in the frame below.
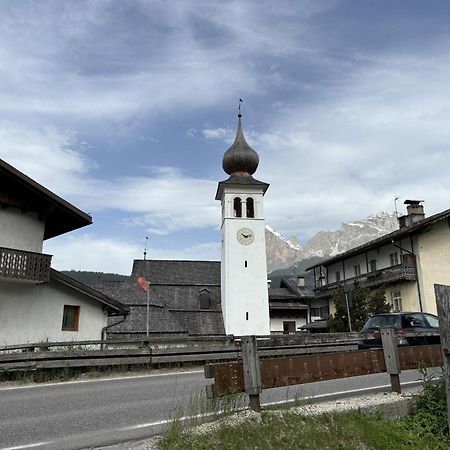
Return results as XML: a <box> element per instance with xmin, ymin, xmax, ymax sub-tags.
<box><xmin>416</xmin><ymin>220</ymin><xmax>450</xmax><ymax>314</ymax></box>
<box><xmin>0</xmin><ymin>208</ymin><xmax>45</xmax><ymax>253</ymax></box>
<box><xmin>0</xmin><ymin>279</ymin><xmax>108</xmax><ymax>346</ymax></box>
<box><xmin>270</xmin><ymin>315</ymin><xmax>306</xmax><ymax>333</ymax></box>
<box><xmin>220</xmin><ymin>186</ymin><xmax>270</xmax><ymax>336</ymax></box>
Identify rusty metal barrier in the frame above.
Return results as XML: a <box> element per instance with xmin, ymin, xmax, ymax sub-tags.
<box><xmin>204</xmin><ymin>341</ymin><xmax>443</xmax><ymax>403</ymax></box>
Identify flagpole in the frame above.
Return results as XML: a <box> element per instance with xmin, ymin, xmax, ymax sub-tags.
<box><xmin>146</xmin><ymin>282</ymin><xmax>150</xmax><ymax>341</ymax></box>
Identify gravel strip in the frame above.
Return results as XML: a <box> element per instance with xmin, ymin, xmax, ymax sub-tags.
<box><xmin>101</xmin><ymin>389</ymin><xmax>419</xmax><ymax>449</ymax></box>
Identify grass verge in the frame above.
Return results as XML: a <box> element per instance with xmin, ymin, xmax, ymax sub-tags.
<box><xmin>159</xmin><ymin>409</ymin><xmax>449</xmax><ymax>450</ymax></box>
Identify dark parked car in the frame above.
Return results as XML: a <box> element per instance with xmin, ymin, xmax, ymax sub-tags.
<box><xmin>358</xmin><ymin>312</ymin><xmax>440</xmax><ymax>349</ymax></box>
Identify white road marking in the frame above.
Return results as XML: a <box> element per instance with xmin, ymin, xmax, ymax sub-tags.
<box><xmin>1</xmin><ymin>441</ymin><xmax>53</xmax><ymax>450</ymax></box>
<box><xmin>261</xmin><ymin>380</ymin><xmax>422</xmax><ymax>406</ymax></box>
<box><xmin>0</xmin><ymin>369</ymin><xmax>203</xmax><ymax>391</ymax></box>
<box><xmin>117</xmin><ymin>380</ymin><xmax>423</xmax><ymax>432</ymax></box>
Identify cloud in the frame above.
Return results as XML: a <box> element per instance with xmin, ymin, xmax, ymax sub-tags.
<box><xmin>202</xmin><ymin>127</ymin><xmax>234</xmax><ymax>140</ymax></box>
<box><xmin>45</xmin><ymin>234</ymin><xmax>220</xmax><ymax>274</ymax></box>
<box><xmin>0</xmin><ymin>122</ymin><xmax>93</xmax><ymax>196</ymax></box>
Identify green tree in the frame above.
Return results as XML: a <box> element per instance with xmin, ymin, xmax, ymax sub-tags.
<box><xmin>367</xmin><ymin>288</ymin><xmax>391</xmax><ymax>316</ymax></box>
<box><xmin>328</xmin><ymin>283</ymin><xmax>392</xmax><ymax>332</ymax></box>
<box><xmin>328</xmin><ymin>286</ymin><xmax>348</xmax><ymax>332</ymax></box>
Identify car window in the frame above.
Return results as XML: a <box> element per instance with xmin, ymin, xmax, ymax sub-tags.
<box><xmin>403</xmin><ymin>313</ymin><xmax>428</xmax><ymax>328</ymax></box>
<box><xmin>363</xmin><ymin>315</ymin><xmax>400</xmax><ymax>330</ymax></box>
<box><xmin>423</xmin><ymin>314</ymin><xmax>439</xmax><ymax>328</ymax></box>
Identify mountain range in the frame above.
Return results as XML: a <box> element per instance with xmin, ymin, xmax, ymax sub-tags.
<box><xmin>265</xmin><ymin>212</ymin><xmax>398</xmax><ymax>273</ymax></box>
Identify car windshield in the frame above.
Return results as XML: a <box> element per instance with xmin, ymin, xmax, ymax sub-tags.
<box><xmin>363</xmin><ymin>315</ymin><xmax>401</xmax><ymax>330</ymax></box>
<box><xmin>424</xmin><ymin>313</ymin><xmax>440</xmax><ymax>328</ymax></box>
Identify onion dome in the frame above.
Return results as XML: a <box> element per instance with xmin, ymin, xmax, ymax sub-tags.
<box><xmin>222</xmin><ymin>114</ymin><xmax>259</xmax><ymax>176</ymax></box>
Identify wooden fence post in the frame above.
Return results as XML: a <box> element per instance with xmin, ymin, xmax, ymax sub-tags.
<box><xmin>241</xmin><ymin>336</ymin><xmax>262</xmax><ymax>412</ymax></box>
<box><xmin>434</xmin><ymin>284</ymin><xmax>450</xmax><ymax>435</ymax></box>
<box><xmin>381</xmin><ymin>328</ymin><xmax>401</xmax><ymax>393</ymax></box>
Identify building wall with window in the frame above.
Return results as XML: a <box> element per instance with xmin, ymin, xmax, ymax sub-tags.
<box><xmin>384</xmin><ymin>282</ymin><xmax>419</xmax><ymax>313</ymax></box>
<box><xmin>270</xmin><ymin>316</ymin><xmax>306</xmax><ymax>334</ymax></box>
<box><xmin>0</xmin><ymin>279</ymin><xmax>108</xmax><ymax>346</ymax></box>
<box><xmin>416</xmin><ymin>220</ymin><xmax>450</xmax><ymax>314</ymax></box>
<box><xmin>326</xmin><ymin>240</ymin><xmax>414</xmax><ymax>284</ymax></box>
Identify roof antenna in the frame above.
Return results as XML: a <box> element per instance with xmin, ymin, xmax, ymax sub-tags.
<box><xmin>238</xmin><ymin>98</ymin><xmax>243</xmax><ymax>118</ymax></box>
<box><xmin>394</xmin><ymin>197</ymin><xmax>399</xmax><ymax>218</ymax></box>
<box><xmin>143</xmin><ymin>236</ymin><xmax>148</xmax><ymax>260</ymax></box>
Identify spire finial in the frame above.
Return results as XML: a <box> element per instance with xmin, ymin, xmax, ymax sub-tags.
<box><xmin>222</xmin><ymin>104</ymin><xmax>259</xmax><ymax>176</ymax></box>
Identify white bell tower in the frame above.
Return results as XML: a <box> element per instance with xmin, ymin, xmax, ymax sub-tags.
<box><xmin>215</xmin><ymin>112</ymin><xmax>270</xmax><ymax>336</ymax></box>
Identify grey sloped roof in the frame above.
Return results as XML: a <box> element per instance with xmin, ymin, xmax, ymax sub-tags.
<box><xmin>108</xmin><ymin>305</ymin><xmax>186</xmax><ymax>334</ymax></box>
<box><xmin>132</xmin><ymin>260</ymin><xmax>221</xmax><ymax>285</ymax></box>
<box><xmin>170</xmin><ymin>310</ymin><xmax>225</xmax><ymax>335</ymax></box>
<box><xmin>268</xmin><ymin>288</ymin><xmax>298</xmax><ymax>300</ymax></box>
<box><xmin>50</xmin><ymin>269</ymin><xmax>128</xmax><ymax>314</ymax></box>
<box><xmin>280</xmin><ymin>277</ymin><xmax>315</xmax><ymax>298</ymax></box>
<box><xmin>98</xmin><ymin>259</ymin><xmax>225</xmax><ymax>337</ymax></box>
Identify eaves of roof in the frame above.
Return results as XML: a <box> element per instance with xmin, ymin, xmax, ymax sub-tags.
<box><xmin>50</xmin><ymin>269</ymin><xmax>129</xmax><ymax>314</ymax></box>
<box><xmin>306</xmin><ymin>207</ymin><xmax>450</xmax><ymax>271</ymax></box>
<box><xmin>269</xmin><ymin>302</ymin><xmax>308</xmax><ymax>310</ymax></box>
<box><xmin>0</xmin><ymin>159</ymin><xmax>92</xmax><ymax>239</ymax></box>
<box><xmin>215</xmin><ymin>175</ymin><xmax>269</xmax><ymax>200</ymax></box>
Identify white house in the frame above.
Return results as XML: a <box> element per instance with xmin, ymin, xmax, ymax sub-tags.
<box><xmin>0</xmin><ymin>159</ymin><xmax>128</xmax><ymax>346</ymax></box>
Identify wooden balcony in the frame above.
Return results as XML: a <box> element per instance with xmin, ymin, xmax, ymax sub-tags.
<box><xmin>0</xmin><ymin>247</ymin><xmax>52</xmax><ymax>282</ymax></box>
<box><xmin>316</xmin><ymin>263</ymin><xmax>417</xmax><ymax>296</ymax></box>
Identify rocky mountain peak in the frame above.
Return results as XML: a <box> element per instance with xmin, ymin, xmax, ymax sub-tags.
<box><xmin>266</xmin><ymin>211</ymin><xmax>398</xmax><ymax>272</ymax></box>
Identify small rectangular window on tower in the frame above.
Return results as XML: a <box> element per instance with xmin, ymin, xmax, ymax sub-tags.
<box><xmin>246</xmin><ymin>312</ymin><xmax>249</xmax><ymax>320</ymax></box>
<box><xmin>244</xmin><ymin>260</ymin><xmax>248</xmax><ymax>268</ymax></box>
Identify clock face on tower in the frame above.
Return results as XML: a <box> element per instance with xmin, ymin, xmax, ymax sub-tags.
<box><xmin>237</xmin><ymin>228</ymin><xmax>254</xmax><ymax>245</ymax></box>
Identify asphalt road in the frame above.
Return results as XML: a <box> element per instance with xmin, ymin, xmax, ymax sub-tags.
<box><xmin>0</xmin><ymin>368</ymin><xmax>428</xmax><ymax>450</ymax></box>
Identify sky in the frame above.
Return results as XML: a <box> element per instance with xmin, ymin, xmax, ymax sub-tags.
<box><xmin>1</xmin><ymin>0</ymin><xmax>450</xmax><ymax>274</ymax></box>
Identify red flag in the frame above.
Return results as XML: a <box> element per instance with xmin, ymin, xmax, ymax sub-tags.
<box><xmin>138</xmin><ymin>276</ymin><xmax>149</xmax><ymax>293</ymax></box>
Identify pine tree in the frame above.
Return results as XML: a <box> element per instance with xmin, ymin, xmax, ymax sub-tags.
<box><xmin>328</xmin><ymin>286</ymin><xmax>349</xmax><ymax>332</ymax></box>
<box><xmin>367</xmin><ymin>288</ymin><xmax>391</xmax><ymax>316</ymax></box>
<box><xmin>328</xmin><ymin>282</ymin><xmax>392</xmax><ymax>332</ymax></box>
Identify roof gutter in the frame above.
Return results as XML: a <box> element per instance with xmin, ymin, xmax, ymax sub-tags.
<box><xmin>101</xmin><ymin>313</ymin><xmax>128</xmax><ymax>343</ymax></box>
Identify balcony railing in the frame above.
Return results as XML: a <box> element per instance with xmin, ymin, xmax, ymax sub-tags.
<box><xmin>316</xmin><ymin>263</ymin><xmax>417</xmax><ymax>295</ymax></box>
<box><xmin>0</xmin><ymin>247</ymin><xmax>52</xmax><ymax>282</ymax></box>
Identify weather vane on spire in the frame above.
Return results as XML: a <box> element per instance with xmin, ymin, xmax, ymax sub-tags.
<box><xmin>238</xmin><ymin>98</ymin><xmax>243</xmax><ymax>118</ymax></box>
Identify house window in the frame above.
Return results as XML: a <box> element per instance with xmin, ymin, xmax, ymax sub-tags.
<box><xmin>335</xmin><ymin>271</ymin><xmax>341</xmax><ymax>282</ymax></box>
<box><xmin>199</xmin><ymin>289</ymin><xmax>211</xmax><ymax>309</ymax></box>
<box><xmin>283</xmin><ymin>321</ymin><xmax>296</xmax><ymax>334</ymax></box>
<box><xmin>391</xmin><ymin>291</ymin><xmax>402</xmax><ymax>312</ymax></box>
<box><xmin>233</xmin><ymin>197</ymin><xmax>242</xmax><ymax>217</ymax></box>
<box><xmin>390</xmin><ymin>252</ymin><xmax>399</xmax><ymax>266</ymax></box>
<box><xmin>62</xmin><ymin>305</ymin><xmax>80</xmax><ymax>331</ymax></box>
<box><xmin>369</xmin><ymin>259</ymin><xmax>377</xmax><ymax>272</ymax></box>
<box><xmin>354</xmin><ymin>264</ymin><xmax>361</xmax><ymax>276</ymax></box>
<box><xmin>246</xmin><ymin>197</ymin><xmax>255</xmax><ymax>218</ymax></box>
<box><xmin>310</xmin><ymin>308</ymin><xmax>321</xmax><ymax>317</ymax></box>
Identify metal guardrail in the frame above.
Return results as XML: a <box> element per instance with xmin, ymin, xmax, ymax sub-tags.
<box><xmin>0</xmin><ymin>333</ymin><xmax>361</xmax><ymax>373</ymax></box>
<box><xmin>0</xmin><ymin>331</ymin><xmax>438</xmax><ymax>375</ymax></box>
<box><xmin>204</xmin><ymin>330</ymin><xmax>443</xmax><ymax>411</ymax></box>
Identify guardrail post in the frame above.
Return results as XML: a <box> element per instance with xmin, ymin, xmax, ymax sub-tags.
<box><xmin>204</xmin><ymin>363</ymin><xmax>216</xmax><ymax>400</ymax></box>
<box><xmin>381</xmin><ymin>328</ymin><xmax>401</xmax><ymax>393</ymax></box>
<box><xmin>435</xmin><ymin>284</ymin><xmax>450</xmax><ymax>436</ymax></box>
<box><xmin>241</xmin><ymin>335</ymin><xmax>262</xmax><ymax>412</ymax></box>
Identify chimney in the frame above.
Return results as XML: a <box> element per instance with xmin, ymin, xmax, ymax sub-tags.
<box><xmin>297</xmin><ymin>276</ymin><xmax>305</xmax><ymax>287</ymax></box>
<box><xmin>398</xmin><ymin>200</ymin><xmax>425</xmax><ymax>228</ymax></box>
